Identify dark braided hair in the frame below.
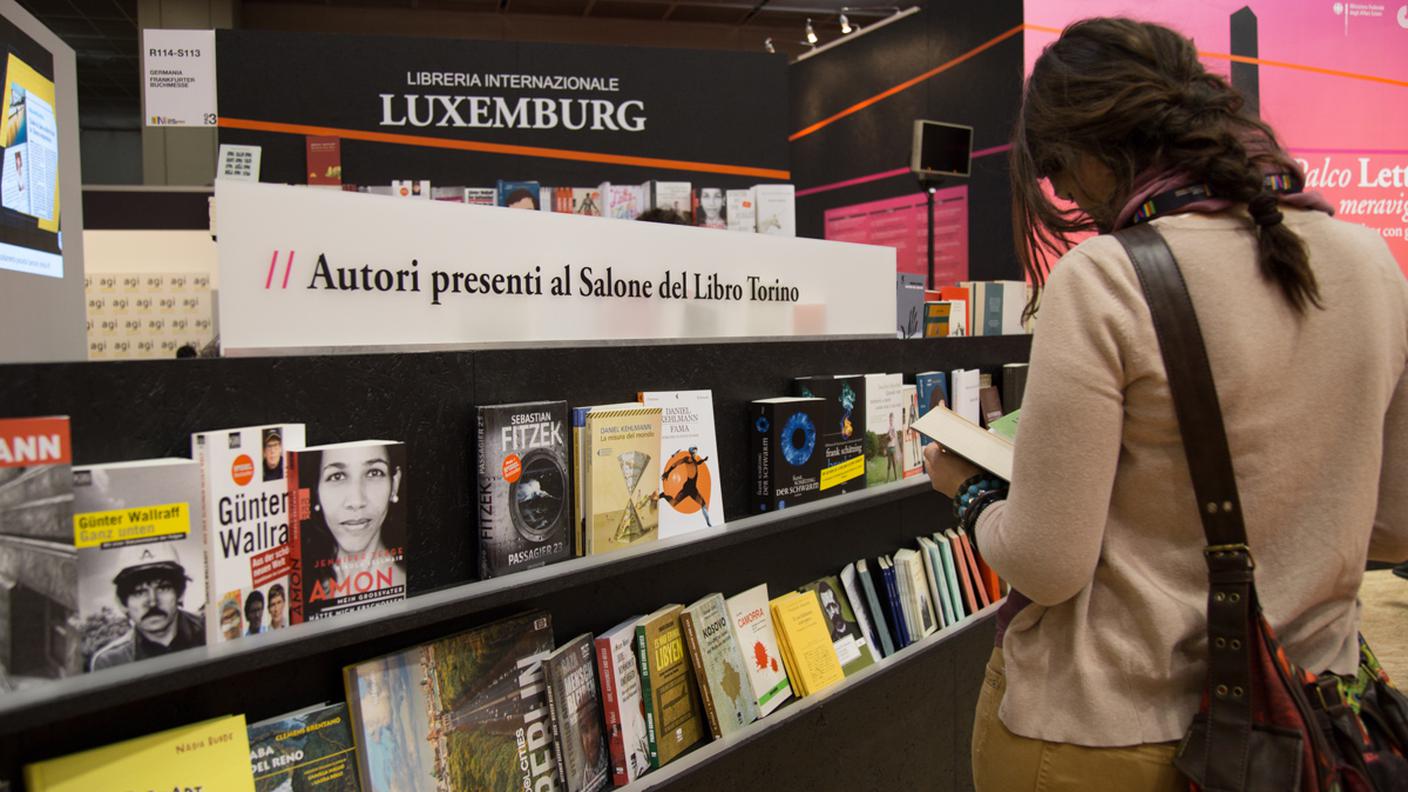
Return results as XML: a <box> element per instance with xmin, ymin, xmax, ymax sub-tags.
<box><xmin>1011</xmin><ymin>17</ymin><xmax>1322</xmax><ymax>316</ymax></box>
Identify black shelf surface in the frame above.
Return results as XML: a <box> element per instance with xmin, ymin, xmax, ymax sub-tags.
<box><xmin>0</xmin><ymin>477</ymin><xmax>933</xmax><ymax>737</ymax></box>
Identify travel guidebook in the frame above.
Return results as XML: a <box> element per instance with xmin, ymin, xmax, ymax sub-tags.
<box><xmin>192</xmin><ymin>423</ymin><xmax>307</xmax><ymax>644</ymax></box>
<box><xmin>638</xmin><ymin>390</ymin><xmax>724</xmax><ymax>539</ymax></box>
<box><xmin>286</xmin><ymin>441</ymin><xmax>408</xmax><ymax>623</ymax></box>
<box><xmin>344</xmin><ymin>610</ymin><xmax>556</xmax><ymax>792</ymax></box>
<box><xmin>248</xmin><ymin>701</ymin><xmax>360</xmax><ymax>792</ymax></box>
<box><xmin>72</xmin><ymin>458</ymin><xmax>206</xmax><ymax>672</ymax></box>
<box><xmin>477</xmin><ymin>401</ymin><xmax>572</xmax><ymax>578</ymax></box>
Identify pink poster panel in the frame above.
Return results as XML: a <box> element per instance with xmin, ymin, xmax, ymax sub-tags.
<box><xmin>1025</xmin><ymin>1</ymin><xmax>1408</xmax><ymax>275</ymax></box>
<box><xmin>823</xmin><ymin>185</ymin><xmax>970</xmax><ymax>283</ymax></box>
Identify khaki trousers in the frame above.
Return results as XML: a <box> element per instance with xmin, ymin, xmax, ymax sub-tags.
<box><xmin>972</xmin><ymin>648</ymin><xmax>1186</xmax><ymax>792</ymax></box>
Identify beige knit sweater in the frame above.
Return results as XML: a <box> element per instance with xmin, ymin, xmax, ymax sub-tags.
<box><xmin>976</xmin><ymin>208</ymin><xmax>1408</xmax><ymax>746</ymax></box>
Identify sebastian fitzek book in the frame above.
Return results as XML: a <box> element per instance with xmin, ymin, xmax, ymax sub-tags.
<box><xmin>635</xmin><ymin>604</ymin><xmax>704</xmax><ymax>769</ymax></box>
<box><xmin>344</xmin><ymin>610</ymin><xmax>556</xmax><ymax>792</ymax></box>
<box><xmin>0</xmin><ymin>416</ymin><xmax>79</xmax><ymax>685</ymax></box>
<box><xmin>248</xmin><ymin>701</ymin><xmax>360</xmax><ymax>792</ymax></box>
<box><xmin>594</xmin><ymin>615</ymin><xmax>651</xmax><ymax>787</ymax></box>
<box><xmin>724</xmin><ymin>583</ymin><xmax>792</xmax><ymax>717</ymax></box>
<box><xmin>287</xmin><ymin>441</ymin><xmax>408</xmax><ymax>624</ymax></box>
<box><xmin>191</xmin><ymin>423</ymin><xmax>306</xmax><ymax>645</ymax></box>
<box><xmin>543</xmin><ymin>634</ymin><xmax>610</xmax><ymax>792</ymax></box>
<box><xmin>798</xmin><ymin>575</ymin><xmax>877</xmax><ymax>677</ymax></box>
<box><xmin>749</xmin><ymin>397</ymin><xmax>825</xmax><ymax>514</ymax></box>
<box><xmin>477</xmin><ymin>401</ymin><xmax>572</xmax><ymax>578</ymax></box>
<box><xmin>73</xmin><ymin>458</ymin><xmax>207</xmax><ymax>673</ymax></box>
<box><xmin>638</xmin><ymin>390</ymin><xmax>724</xmax><ymax>539</ymax></box>
<box><xmin>680</xmin><ymin>593</ymin><xmax>759</xmax><ymax>739</ymax></box>
<box><xmin>793</xmin><ymin>375</ymin><xmax>867</xmax><ymax>496</ymax></box>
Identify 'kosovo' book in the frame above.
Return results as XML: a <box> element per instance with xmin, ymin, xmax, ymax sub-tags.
<box><xmin>724</xmin><ymin>583</ymin><xmax>792</xmax><ymax>717</ymax></box>
<box><xmin>635</xmin><ymin>604</ymin><xmax>704</xmax><ymax>769</ymax></box>
<box><xmin>248</xmin><ymin>701</ymin><xmax>360</xmax><ymax>792</ymax></box>
<box><xmin>477</xmin><ymin>401</ymin><xmax>572</xmax><ymax>578</ymax></box>
<box><xmin>73</xmin><ymin>458</ymin><xmax>206</xmax><ymax>673</ymax></box>
<box><xmin>792</xmin><ymin>375</ymin><xmax>867</xmax><ymax>495</ymax></box>
<box><xmin>638</xmin><ymin>390</ymin><xmax>724</xmax><ymax>538</ymax></box>
<box><xmin>287</xmin><ymin>441</ymin><xmax>408</xmax><ymax>624</ymax></box>
<box><xmin>544</xmin><ymin>633</ymin><xmax>610</xmax><ymax>792</ymax></box>
<box><xmin>344</xmin><ymin>610</ymin><xmax>556</xmax><ymax>792</ymax></box>
<box><xmin>680</xmin><ymin>593</ymin><xmax>759</xmax><ymax>739</ymax></box>
<box><xmin>192</xmin><ymin>423</ymin><xmax>307</xmax><ymax>645</ymax></box>
<box><xmin>749</xmin><ymin>397</ymin><xmax>825</xmax><ymax>513</ymax></box>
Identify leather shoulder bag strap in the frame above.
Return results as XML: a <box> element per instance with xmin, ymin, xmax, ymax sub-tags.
<box><xmin>1113</xmin><ymin>222</ymin><xmax>1257</xmax><ymax>792</ymax></box>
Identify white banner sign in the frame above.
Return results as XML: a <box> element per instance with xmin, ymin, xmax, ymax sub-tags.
<box><xmin>215</xmin><ymin>181</ymin><xmax>895</xmax><ymax>353</ymax></box>
<box><xmin>143</xmin><ymin>29</ymin><xmax>216</xmax><ymax>127</ymax></box>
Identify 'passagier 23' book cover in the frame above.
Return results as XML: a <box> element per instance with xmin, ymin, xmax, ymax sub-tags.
<box><xmin>477</xmin><ymin>401</ymin><xmax>571</xmax><ymax>578</ymax></box>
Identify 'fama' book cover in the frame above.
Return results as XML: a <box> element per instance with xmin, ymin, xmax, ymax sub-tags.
<box><xmin>191</xmin><ymin>423</ymin><xmax>307</xmax><ymax>645</ymax></box>
<box><xmin>73</xmin><ymin>458</ymin><xmax>207</xmax><ymax>673</ymax></box>
<box><xmin>248</xmin><ymin>701</ymin><xmax>360</xmax><ymax>792</ymax></box>
<box><xmin>638</xmin><ymin>390</ymin><xmax>723</xmax><ymax>539</ymax></box>
<box><xmin>749</xmin><ymin>397</ymin><xmax>824</xmax><ymax>513</ymax></box>
<box><xmin>477</xmin><ymin>401</ymin><xmax>571</xmax><ymax>578</ymax></box>
<box><xmin>543</xmin><ymin>634</ymin><xmax>610</xmax><ymax>792</ymax></box>
<box><xmin>287</xmin><ymin>441</ymin><xmax>408</xmax><ymax>624</ymax></box>
<box><xmin>793</xmin><ymin>375</ymin><xmax>867</xmax><ymax>496</ymax></box>
<box><xmin>344</xmin><ymin>610</ymin><xmax>556</xmax><ymax>792</ymax></box>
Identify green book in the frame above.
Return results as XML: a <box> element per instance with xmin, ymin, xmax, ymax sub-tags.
<box><xmin>933</xmin><ymin>533</ymin><xmax>966</xmax><ymax>620</ymax></box>
<box><xmin>635</xmin><ymin>604</ymin><xmax>703</xmax><ymax>769</ymax></box>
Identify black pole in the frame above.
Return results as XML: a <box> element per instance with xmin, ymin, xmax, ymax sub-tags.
<box><xmin>926</xmin><ymin>183</ymin><xmax>936</xmax><ymax>290</ymax></box>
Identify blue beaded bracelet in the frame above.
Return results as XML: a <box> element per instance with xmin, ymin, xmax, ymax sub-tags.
<box><xmin>953</xmin><ymin>473</ymin><xmax>1004</xmax><ymax>521</ymax></box>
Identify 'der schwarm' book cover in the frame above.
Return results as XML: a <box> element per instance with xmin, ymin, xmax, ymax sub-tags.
<box><xmin>344</xmin><ymin>610</ymin><xmax>556</xmax><ymax>792</ymax></box>
<box><xmin>477</xmin><ymin>401</ymin><xmax>572</xmax><ymax>579</ymax></box>
<box><xmin>287</xmin><ymin>441</ymin><xmax>408</xmax><ymax>624</ymax></box>
<box><xmin>793</xmin><ymin>375</ymin><xmax>867</xmax><ymax>496</ymax></box>
<box><xmin>191</xmin><ymin>423</ymin><xmax>306</xmax><ymax>645</ymax></box>
<box><xmin>248</xmin><ymin>701</ymin><xmax>360</xmax><ymax>792</ymax></box>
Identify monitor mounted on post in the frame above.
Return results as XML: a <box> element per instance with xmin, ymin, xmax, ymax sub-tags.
<box><xmin>910</xmin><ymin>120</ymin><xmax>973</xmax><ymax>180</ymax></box>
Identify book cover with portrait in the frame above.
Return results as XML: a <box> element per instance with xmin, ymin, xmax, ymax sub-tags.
<box><xmin>286</xmin><ymin>440</ymin><xmax>407</xmax><ymax>624</ymax></box>
<box><xmin>748</xmin><ymin>397</ymin><xmax>824</xmax><ymax>514</ymax></box>
<box><xmin>476</xmin><ymin>401</ymin><xmax>571</xmax><ymax>579</ymax></box>
<box><xmin>191</xmin><ymin>423</ymin><xmax>307</xmax><ymax>645</ymax></box>
<box><xmin>72</xmin><ymin>458</ymin><xmax>207</xmax><ymax>673</ymax></box>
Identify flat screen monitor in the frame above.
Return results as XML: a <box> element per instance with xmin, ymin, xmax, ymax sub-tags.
<box><xmin>0</xmin><ymin>11</ymin><xmax>60</xmax><ymax>278</ymax></box>
<box><xmin>910</xmin><ymin>120</ymin><xmax>973</xmax><ymax>179</ymax></box>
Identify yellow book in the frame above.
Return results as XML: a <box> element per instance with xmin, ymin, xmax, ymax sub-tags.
<box><xmin>25</xmin><ymin>715</ymin><xmax>253</xmax><ymax>792</ymax></box>
<box><xmin>771</xmin><ymin>590</ymin><xmax>845</xmax><ymax>697</ymax></box>
<box><xmin>769</xmin><ymin>593</ymin><xmax>806</xmax><ymax>697</ymax></box>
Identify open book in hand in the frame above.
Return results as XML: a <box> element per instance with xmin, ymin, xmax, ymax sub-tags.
<box><xmin>910</xmin><ymin>404</ymin><xmax>1016</xmax><ymax>482</ymax></box>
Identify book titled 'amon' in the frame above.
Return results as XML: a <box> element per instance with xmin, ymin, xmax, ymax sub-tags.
<box><xmin>477</xmin><ymin>401</ymin><xmax>572</xmax><ymax>579</ymax></box>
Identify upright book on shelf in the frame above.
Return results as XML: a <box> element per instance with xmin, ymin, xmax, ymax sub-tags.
<box><xmin>583</xmin><ymin>405</ymin><xmax>662</xmax><ymax>555</ymax></box>
<box><xmin>191</xmin><ymin>422</ymin><xmax>307</xmax><ymax>645</ymax></box>
<box><xmin>752</xmin><ymin>184</ymin><xmax>796</xmax><ymax>236</ymax></box>
<box><xmin>797</xmin><ymin>575</ymin><xmax>877</xmax><ymax>677</ymax></box>
<box><xmin>646</xmin><ymin>181</ymin><xmax>692</xmax><ymax>215</ymax></box>
<box><xmin>248</xmin><ymin>701</ymin><xmax>360</xmax><ymax>792</ymax></box>
<box><xmin>793</xmin><ymin>375</ymin><xmax>867</xmax><ymax>496</ymax></box>
<box><xmin>497</xmin><ymin>179</ymin><xmax>542</xmax><ymax>209</ymax></box>
<box><xmin>724</xmin><ymin>583</ymin><xmax>792</xmax><ymax>717</ymax></box>
<box><xmin>344</xmin><ymin>610</ymin><xmax>556</xmax><ymax>792</ymax></box>
<box><xmin>680</xmin><ymin>592</ymin><xmax>759</xmax><ymax>739</ymax></box>
<box><xmin>900</xmin><ymin>384</ymin><xmax>924</xmax><ymax>477</ymax></box>
<box><xmin>0</xmin><ymin>416</ymin><xmax>78</xmax><ymax>684</ymax></box>
<box><xmin>73</xmin><ymin>458</ymin><xmax>206</xmax><ymax>672</ymax></box>
<box><xmin>749</xmin><ymin>397</ymin><xmax>825</xmax><ymax>513</ymax></box>
<box><xmin>634</xmin><ymin>604</ymin><xmax>704</xmax><ymax>769</ymax></box>
<box><xmin>851</xmin><ymin>559</ymin><xmax>894</xmax><ymax>658</ymax></box>
<box><xmin>893</xmin><ymin>548</ymin><xmax>938</xmax><ymax>641</ymax></box>
<box><xmin>769</xmin><ymin>590</ymin><xmax>844</xmax><ymax>697</ymax></box>
<box><xmin>863</xmin><ymin>373</ymin><xmax>906</xmax><ymax>487</ymax></box>
<box><xmin>594</xmin><ymin>615</ymin><xmax>651</xmax><ymax>787</ymax></box>
<box><xmin>286</xmin><ymin>441</ymin><xmax>408</xmax><ymax>624</ymax></box>
<box><xmin>638</xmin><ymin>390</ymin><xmax>724</xmax><ymax>538</ymax></box>
<box><xmin>305</xmin><ymin>135</ymin><xmax>342</xmax><ymax>186</ymax></box>
<box><xmin>477</xmin><ymin>401</ymin><xmax>572</xmax><ymax>578</ymax></box>
<box><xmin>24</xmin><ymin>715</ymin><xmax>253</xmax><ymax>792</ymax></box>
<box><xmin>543</xmin><ymin>634</ymin><xmax>610</xmax><ymax>792</ymax></box>
<box><xmin>725</xmin><ymin>189</ymin><xmax>755</xmax><ymax>232</ymax></box>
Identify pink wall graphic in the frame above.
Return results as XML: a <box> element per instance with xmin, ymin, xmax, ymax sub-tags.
<box><xmin>1026</xmin><ymin>1</ymin><xmax>1408</xmax><ymax>276</ymax></box>
<box><xmin>824</xmin><ymin>185</ymin><xmax>970</xmax><ymax>284</ymax></box>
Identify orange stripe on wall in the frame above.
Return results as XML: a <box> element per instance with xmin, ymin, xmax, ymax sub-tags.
<box><xmin>218</xmin><ymin>117</ymin><xmax>792</xmax><ymax>180</ymax></box>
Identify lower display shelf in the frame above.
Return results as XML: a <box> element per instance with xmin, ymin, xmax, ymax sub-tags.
<box><xmin>0</xmin><ymin>476</ymin><xmax>934</xmax><ymax>738</ymax></box>
<box><xmin>631</xmin><ymin>603</ymin><xmax>1000</xmax><ymax>791</ymax></box>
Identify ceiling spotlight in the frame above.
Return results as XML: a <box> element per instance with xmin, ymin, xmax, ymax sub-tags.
<box><xmin>840</xmin><ymin>12</ymin><xmax>852</xmax><ymax>34</ymax></box>
<box><xmin>805</xmin><ymin>18</ymin><xmax>818</xmax><ymax>45</ymax></box>
<box><xmin>765</xmin><ymin>37</ymin><xmax>775</xmax><ymax>53</ymax></box>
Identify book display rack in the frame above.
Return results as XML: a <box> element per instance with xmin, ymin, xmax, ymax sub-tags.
<box><xmin>0</xmin><ymin>334</ymin><xmax>1028</xmax><ymax>790</ymax></box>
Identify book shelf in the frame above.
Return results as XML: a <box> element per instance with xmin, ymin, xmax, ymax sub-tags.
<box><xmin>0</xmin><ymin>334</ymin><xmax>1027</xmax><ymax>790</ymax></box>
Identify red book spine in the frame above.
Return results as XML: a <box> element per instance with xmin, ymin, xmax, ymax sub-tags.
<box><xmin>950</xmin><ymin>533</ymin><xmax>979</xmax><ymax>615</ymax></box>
<box><xmin>286</xmin><ymin>450</ymin><xmax>304</xmax><ymax>625</ymax></box>
<box><xmin>958</xmin><ymin>531</ymin><xmax>991</xmax><ymax>609</ymax></box>
<box><xmin>595</xmin><ymin>636</ymin><xmax>629</xmax><ymax>787</ymax></box>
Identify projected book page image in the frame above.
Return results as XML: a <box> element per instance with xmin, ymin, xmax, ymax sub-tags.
<box><xmin>0</xmin><ymin>30</ymin><xmax>62</xmax><ymax>279</ymax></box>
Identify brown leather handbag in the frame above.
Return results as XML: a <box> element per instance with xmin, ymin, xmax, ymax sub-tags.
<box><xmin>1113</xmin><ymin>222</ymin><xmax>1408</xmax><ymax>792</ymax></box>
